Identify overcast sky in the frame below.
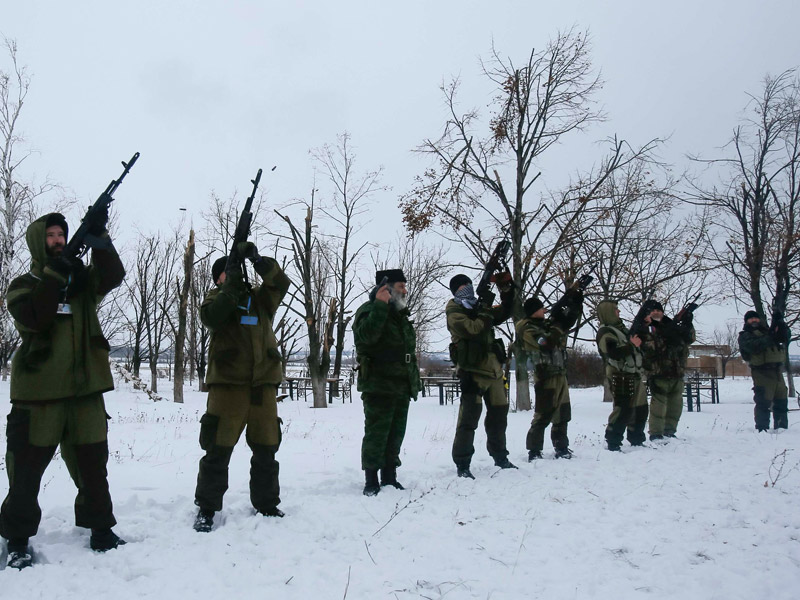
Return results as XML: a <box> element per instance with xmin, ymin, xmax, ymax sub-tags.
<box><xmin>4</xmin><ymin>0</ymin><xmax>800</xmax><ymax>339</ymax></box>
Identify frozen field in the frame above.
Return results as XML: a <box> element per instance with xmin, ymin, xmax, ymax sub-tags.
<box><xmin>0</xmin><ymin>373</ymin><xmax>798</xmax><ymax>599</ymax></box>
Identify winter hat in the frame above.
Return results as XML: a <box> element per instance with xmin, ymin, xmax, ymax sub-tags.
<box><xmin>449</xmin><ymin>274</ymin><xmax>472</xmax><ymax>296</ymax></box>
<box><xmin>641</xmin><ymin>299</ymin><xmax>664</xmax><ymax>313</ymax></box>
<box><xmin>744</xmin><ymin>310</ymin><xmax>760</xmax><ymax>323</ymax></box>
<box><xmin>212</xmin><ymin>256</ymin><xmax>228</xmax><ymax>283</ymax></box>
<box><xmin>376</xmin><ymin>269</ymin><xmax>406</xmax><ymax>285</ymax></box>
<box><xmin>45</xmin><ymin>213</ymin><xmax>69</xmax><ymax>240</ymax></box>
<box><xmin>524</xmin><ymin>296</ymin><xmax>544</xmax><ymax>316</ymax></box>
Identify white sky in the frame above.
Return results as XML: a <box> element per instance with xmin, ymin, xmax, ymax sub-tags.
<box><xmin>4</xmin><ymin>0</ymin><xmax>800</xmax><ymax>342</ymax></box>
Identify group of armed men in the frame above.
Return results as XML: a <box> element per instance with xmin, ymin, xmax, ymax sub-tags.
<box><xmin>1</xmin><ymin>210</ymin><xmax>792</xmax><ymax>569</ymax></box>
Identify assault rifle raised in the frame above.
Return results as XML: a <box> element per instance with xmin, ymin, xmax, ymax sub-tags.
<box><xmin>225</xmin><ymin>168</ymin><xmax>262</xmax><ymax>286</ymax></box>
<box><xmin>475</xmin><ymin>234</ymin><xmax>511</xmax><ymax>309</ymax></box>
<box><xmin>63</xmin><ymin>152</ymin><xmax>139</xmax><ymax>259</ymax></box>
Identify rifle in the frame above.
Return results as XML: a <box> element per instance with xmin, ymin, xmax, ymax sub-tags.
<box><xmin>63</xmin><ymin>152</ymin><xmax>139</xmax><ymax>259</ymax></box>
<box><xmin>475</xmin><ymin>234</ymin><xmax>511</xmax><ymax>309</ymax></box>
<box><xmin>225</xmin><ymin>168</ymin><xmax>263</xmax><ymax>286</ymax></box>
<box><xmin>550</xmin><ymin>267</ymin><xmax>595</xmax><ymax>330</ymax></box>
<box><xmin>674</xmin><ymin>293</ymin><xmax>702</xmax><ymax>325</ymax></box>
<box><xmin>770</xmin><ymin>307</ymin><xmax>791</xmax><ymax>346</ymax></box>
<box><xmin>629</xmin><ymin>291</ymin><xmax>655</xmax><ymax>339</ymax></box>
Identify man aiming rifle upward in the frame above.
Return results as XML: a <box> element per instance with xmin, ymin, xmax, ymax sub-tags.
<box><xmin>193</xmin><ymin>169</ymin><xmax>292</xmax><ymax>532</ymax></box>
<box><xmin>447</xmin><ymin>237</ymin><xmax>517</xmax><ymax>479</ymax></box>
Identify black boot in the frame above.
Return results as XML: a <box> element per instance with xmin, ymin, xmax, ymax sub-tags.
<box><xmin>259</xmin><ymin>507</ymin><xmax>285</xmax><ymax>518</ymax></box>
<box><xmin>494</xmin><ymin>457</ymin><xmax>518</xmax><ymax>469</ymax></box>
<box><xmin>6</xmin><ymin>538</ymin><xmax>32</xmax><ymax>570</ymax></box>
<box><xmin>528</xmin><ymin>450</ymin><xmax>543</xmax><ymax>461</ymax></box>
<box><xmin>380</xmin><ymin>467</ymin><xmax>405</xmax><ymax>490</ymax></box>
<box><xmin>554</xmin><ymin>447</ymin><xmax>574</xmax><ymax>459</ymax></box>
<box><xmin>193</xmin><ymin>509</ymin><xmax>215</xmax><ymax>532</ymax></box>
<box><xmin>90</xmin><ymin>528</ymin><xmax>126</xmax><ymax>552</ymax></box>
<box><xmin>456</xmin><ymin>465</ymin><xmax>475</xmax><ymax>479</ymax></box>
<box><xmin>363</xmin><ymin>469</ymin><xmax>380</xmax><ymax>496</ymax></box>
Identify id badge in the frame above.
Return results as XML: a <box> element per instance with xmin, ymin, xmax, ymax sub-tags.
<box><xmin>57</xmin><ymin>303</ymin><xmax>73</xmax><ymax>315</ymax></box>
<box><xmin>240</xmin><ymin>315</ymin><xmax>259</xmax><ymax>326</ymax></box>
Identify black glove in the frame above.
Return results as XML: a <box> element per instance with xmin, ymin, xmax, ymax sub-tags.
<box><xmin>222</xmin><ymin>267</ymin><xmax>245</xmax><ymax>292</ymax></box>
<box><xmin>481</xmin><ymin>290</ymin><xmax>496</xmax><ymax>307</ymax></box>
<box><xmin>88</xmin><ymin>204</ymin><xmax>109</xmax><ymax>236</ymax></box>
<box><xmin>44</xmin><ymin>255</ymin><xmax>74</xmax><ymax>281</ymax></box>
<box><xmin>236</xmin><ymin>241</ymin><xmax>260</xmax><ymax>263</ymax></box>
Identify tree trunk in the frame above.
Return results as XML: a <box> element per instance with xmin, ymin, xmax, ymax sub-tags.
<box><xmin>173</xmin><ymin>229</ymin><xmax>195</xmax><ymax>404</ymax></box>
<box><xmin>150</xmin><ymin>358</ymin><xmax>158</xmax><ymax>393</ymax></box>
<box><xmin>513</xmin><ymin>340</ymin><xmax>532</xmax><ymax>411</ymax></box>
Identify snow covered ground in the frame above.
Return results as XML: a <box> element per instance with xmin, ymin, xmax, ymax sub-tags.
<box><xmin>0</xmin><ymin>373</ymin><xmax>798</xmax><ymax>599</ymax></box>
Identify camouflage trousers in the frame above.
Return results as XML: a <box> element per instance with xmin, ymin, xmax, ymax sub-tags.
<box><xmin>604</xmin><ymin>373</ymin><xmax>648</xmax><ymax>448</ymax></box>
<box><xmin>452</xmin><ymin>372</ymin><xmax>509</xmax><ymax>467</ymax></box>
<box><xmin>360</xmin><ymin>394</ymin><xmax>411</xmax><ymax>471</ymax></box>
<box><xmin>195</xmin><ymin>384</ymin><xmax>282</xmax><ymax>513</ymax></box>
<box><xmin>648</xmin><ymin>376</ymin><xmax>684</xmax><ymax>437</ymax></box>
<box><xmin>0</xmin><ymin>393</ymin><xmax>115</xmax><ymax>540</ymax></box>
<box><xmin>526</xmin><ymin>374</ymin><xmax>571</xmax><ymax>453</ymax></box>
<box><xmin>751</xmin><ymin>366</ymin><xmax>789</xmax><ymax>430</ymax></box>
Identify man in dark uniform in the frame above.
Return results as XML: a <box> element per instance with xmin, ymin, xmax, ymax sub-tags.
<box><xmin>1</xmin><ymin>212</ymin><xmax>126</xmax><ymax>569</ymax></box>
<box><xmin>739</xmin><ymin>310</ymin><xmax>790</xmax><ymax>431</ymax></box>
<box><xmin>352</xmin><ymin>269</ymin><xmax>420</xmax><ymax>496</ymax></box>
<box><xmin>516</xmin><ymin>289</ymin><xmax>583</xmax><ymax>460</ymax></box>
<box><xmin>193</xmin><ymin>243</ymin><xmax>290</xmax><ymax>532</ymax></box>
<box><xmin>638</xmin><ymin>300</ymin><xmax>695</xmax><ymax>440</ymax></box>
<box><xmin>447</xmin><ymin>273</ymin><xmax>516</xmax><ymax>479</ymax></box>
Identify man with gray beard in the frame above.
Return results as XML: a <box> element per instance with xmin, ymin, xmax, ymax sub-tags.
<box><xmin>353</xmin><ymin>269</ymin><xmax>421</xmax><ymax>496</ymax></box>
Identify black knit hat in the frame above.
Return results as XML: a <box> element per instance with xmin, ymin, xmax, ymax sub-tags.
<box><xmin>376</xmin><ymin>269</ymin><xmax>406</xmax><ymax>285</ymax></box>
<box><xmin>212</xmin><ymin>256</ymin><xmax>228</xmax><ymax>283</ymax></box>
<box><xmin>642</xmin><ymin>299</ymin><xmax>664</xmax><ymax>313</ymax></box>
<box><xmin>449</xmin><ymin>274</ymin><xmax>472</xmax><ymax>295</ymax></box>
<box><xmin>744</xmin><ymin>310</ymin><xmax>760</xmax><ymax>323</ymax></box>
<box><xmin>45</xmin><ymin>213</ymin><xmax>69</xmax><ymax>240</ymax></box>
<box><xmin>524</xmin><ymin>297</ymin><xmax>544</xmax><ymax>316</ymax></box>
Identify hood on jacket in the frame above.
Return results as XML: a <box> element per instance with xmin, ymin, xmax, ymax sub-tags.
<box><xmin>26</xmin><ymin>213</ymin><xmax>69</xmax><ymax>274</ymax></box>
<box><xmin>597</xmin><ymin>300</ymin><xmax>622</xmax><ymax>326</ymax></box>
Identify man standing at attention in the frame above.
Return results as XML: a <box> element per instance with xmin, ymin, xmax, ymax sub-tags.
<box><xmin>353</xmin><ymin>269</ymin><xmax>420</xmax><ymax>496</ymax></box>
<box><xmin>1</xmin><ymin>212</ymin><xmax>126</xmax><ymax>569</ymax></box>
<box><xmin>193</xmin><ymin>242</ymin><xmax>290</xmax><ymax>532</ymax></box>
<box><xmin>447</xmin><ymin>272</ymin><xmax>516</xmax><ymax>478</ymax></box>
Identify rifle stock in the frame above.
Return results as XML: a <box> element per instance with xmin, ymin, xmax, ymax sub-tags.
<box><xmin>475</xmin><ymin>237</ymin><xmax>511</xmax><ymax>309</ymax></box>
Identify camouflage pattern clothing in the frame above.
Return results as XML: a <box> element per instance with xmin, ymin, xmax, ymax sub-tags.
<box><xmin>447</xmin><ymin>292</ymin><xmax>513</xmax><ymax>468</ymax></box>
<box><xmin>1</xmin><ymin>214</ymin><xmax>124</xmax><ymax>540</ymax></box>
<box><xmin>640</xmin><ymin>315</ymin><xmax>695</xmax><ymax>438</ymax></box>
<box><xmin>516</xmin><ymin>291</ymin><xmax>583</xmax><ymax>456</ymax></box>
<box><xmin>352</xmin><ymin>297</ymin><xmax>420</xmax><ymax>472</ymax></box>
<box><xmin>596</xmin><ymin>301</ymin><xmax>648</xmax><ymax>450</ymax></box>
<box><xmin>739</xmin><ymin>320</ymin><xmax>789</xmax><ymax>431</ymax></box>
<box><xmin>194</xmin><ymin>257</ymin><xmax>290</xmax><ymax>514</ymax></box>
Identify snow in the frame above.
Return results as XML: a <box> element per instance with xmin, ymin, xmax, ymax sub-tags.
<box><xmin>1</xmin><ymin>374</ymin><xmax>799</xmax><ymax>599</ymax></box>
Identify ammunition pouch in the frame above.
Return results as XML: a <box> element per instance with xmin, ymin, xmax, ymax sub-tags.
<box><xmin>492</xmin><ymin>339</ymin><xmax>507</xmax><ymax>363</ymax></box>
<box><xmin>454</xmin><ymin>338</ymin><xmax>489</xmax><ymax>369</ymax></box>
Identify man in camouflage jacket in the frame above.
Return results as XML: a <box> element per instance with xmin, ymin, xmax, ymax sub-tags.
<box><xmin>638</xmin><ymin>300</ymin><xmax>695</xmax><ymax>440</ymax></box>
<box><xmin>739</xmin><ymin>310</ymin><xmax>790</xmax><ymax>431</ymax></box>
<box><xmin>352</xmin><ymin>269</ymin><xmax>420</xmax><ymax>496</ymax></box>
<box><xmin>596</xmin><ymin>300</ymin><xmax>648</xmax><ymax>451</ymax></box>
<box><xmin>1</xmin><ymin>213</ymin><xmax>125</xmax><ymax>569</ymax></box>
<box><xmin>193</xmin><ymin>243</ymin><xmax>290</xmax><ymax>532</ymax></box>
<box><xmin>447</xmin><ymin>273</ymin><xmax>516</xmax><ymax>479</ymax></box>
<box><xmin>516</xmin><ymin>289</ymin><xmax>583</xmax><ymax>461</ymax></box>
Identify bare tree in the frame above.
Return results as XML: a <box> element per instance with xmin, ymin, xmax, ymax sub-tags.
<box><xmin>710</xmin><ymin>321</ymin><xmax>741</xmax><ymax>378</ymax></box>
<box><xmin>0</xmin><ymin>38</ymin><xmax>57</xmax><ymax>377</ymax></box>
<box><xmin>312</xmin><ymin>132</ymin><xmax>383</xmax><ymax>386</ymax></box>
<box><xmin>189</xmin><ymin>254</ymin><xmax>212</xmax><ymax>391</ymax></box>
<box><xmin>693</xmin><ymin>69</ymin><xmax>800</xmax><ymax>394</ymax></box>
<box><xmin>171</xmin><ymin>228</ymin><xmax>195</xmax><ymax>403</ymax></box>
<box><xmin>399</xmin><ymin>29</ymin><xmax>658</xmax><ymax>410</ymax></box>
<box><xmin>276</xmin><ymin>196</ymin><xmax>336</xmax><ymax>408</ymax></box>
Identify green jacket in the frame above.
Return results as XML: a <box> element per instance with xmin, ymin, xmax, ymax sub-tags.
<box><xmin>739</xmin><ymin>322</ymin><xmax>786</xmax><ymax>368</ymax></box>
<box><xmin>595</xmin><ymin>300</ymin><xmax>643</xmax><ymax>376</ymax></box>
<box><xmin>201</xmin><ymin>258</ymin><xmax>290</xmax><ymax>387</ymax></box>
<box><xmin>7</xmin><ymin>214</ymin><xmax>125</xmax><ymax>402</ymax></box>
<box><xmin>446</xmin><ymin>293</ymin><xmax>512</xmax><ymax>379</ymax></box>
<box><xmin>353</xmin><ymin>298</ymin><xmax>420</xmax><ymax>400</ymax></box>
<box><xmin>515</xmin><ymin>316</ymin><xmax>568</xmax><ymax>379</ymax></box>
<box><xmin>640</xmin><ymin>315</ymin><xmax>695</xmax><ymax>378</ymax></box>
